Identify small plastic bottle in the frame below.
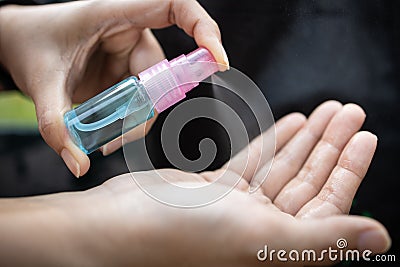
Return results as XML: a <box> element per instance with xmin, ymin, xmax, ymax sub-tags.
<box><xmin>64</xmin><ymin>48</ymin><xmax>218</xmax><ymax>154</ymax></box>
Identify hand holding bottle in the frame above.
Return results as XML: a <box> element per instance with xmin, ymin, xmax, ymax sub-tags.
<box><xmin>0</xmin><ymin>0</ymin><xmax>229</xmax><ymax>177</ymax></box>
<box><xmin>64</xmin><ymin>48</ymin><xmax>219</xmax><ymax>155</ymax></box>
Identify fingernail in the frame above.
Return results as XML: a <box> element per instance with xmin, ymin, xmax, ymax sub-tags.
<box><xmin>218</xmin><ymin>42</ymin><xmax>230</xmax><ymax>71</ymax></box>
<box><xmin>102</xmin><ymin>145</ymin><xmax>109</xmax><ymax>156</ymax></box>
<box><xmin>61</xmin><ymin>148</ymin><xmax>80</xmax><ymax>178</ymax></box>
<box><xmin>102</xmin><ymin>140</ymin><xmax>120</xmax><ymax>156</ymax></box>
<box><xmin>358</xmin><ymin>229</ymin><xmax>391</xmax><ymax>253</ymax></box>
<box><xmin>248</xmin><ymin>179</ymin><xmax>261</xmax><ymax>194</ymax></box>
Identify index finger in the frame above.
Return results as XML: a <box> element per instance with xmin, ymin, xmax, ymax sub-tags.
<box><xmin>224</xmin><ymin>112</ymin><xmax>306</xmax><ymax>183</ymax></box>
<box><xmin>87</xmin><ymin>0</ymin><xmax>229</xmax><ymax>69</ymax></box>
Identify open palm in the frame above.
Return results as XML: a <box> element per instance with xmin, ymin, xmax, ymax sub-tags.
<box><xmin>87</xmin><ymin>101</ymin><xmax>389</xmax><ymax>266</ymax></box>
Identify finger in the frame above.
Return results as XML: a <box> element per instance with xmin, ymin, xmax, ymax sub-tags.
<box><xmin>32</xmin><ymin>71</ymin><xmax>90</xmax><ymax>177</ymax></box>
<box><xmin>256</xmin><ymin>101</ymin><xmax>342</xmax><ymax>200</ymax></box>
<box><xmin>296</xmin><ymin>132</ymin><xmax>377</xmax><ymax>219</ymax></box>
<box><xmin>254</xmin><ymin>215</ymin><xmax>390</xmax><ymax>265</ymax></box>
<box><xmin>201</xmin><ymin>113</ymin><xmax>305</xmax><ymax>193</ymax></box>
<box><xmin>274</xmin><ymin>104</ymin><xmax>366</xmax><ymax>215</ymax></box>
<box><xmin>166</xmin><ymin>0</ymin><xmax>229</xmax><ymax>70</ymax></box>
<box><xmin>293</xmin><ymin>216</ymin><xmax>391</xmax><ymax>263</ymax></box>
<box><xmin>128</xmin><ymin>29</ymin><xmax>166</xmax><ymax>75</ymax></box>
<box><xmin>87</xmin><ymin>0</ymin><xmax>228</xmax><ymax>69</ymax></box>
<box><xmin>224</xmin><ymin>112</ymin><xmax>306</xmax><ymax>183</ymax></box>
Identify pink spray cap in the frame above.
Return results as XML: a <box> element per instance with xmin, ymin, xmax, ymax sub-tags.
<box><xmin>138</xmin><ymin>48</ymin><xmax>218</xmax><ymax>113</ymax></box>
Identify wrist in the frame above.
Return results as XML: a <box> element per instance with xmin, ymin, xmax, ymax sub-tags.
<box><xmin>0</xmin><ymin>192</ymin><xmax>99</xmax><ymax>266</ymax></box>
<box><xmin>0</xmin><ymin>4</ymin><xmax>53</xmax><ymax>92</ymax></box>
<box><xmin>0</xmin><ymin>4</ymin><xmax>15</xmax><ymax>71</ymax></box>
<box><xmin>0</xmin><ymin>5</ymin><xmax>21</xmax><ymax>91</ymax></box>
<box><xmin>0</xmin><ymin>9</ymin><xmax>9</xmax><ymax>91</ymax></box>
<box><xmin>53</xmin><ymin>185</ymin><xmax>155</xmax><ymax>267</ymax></box>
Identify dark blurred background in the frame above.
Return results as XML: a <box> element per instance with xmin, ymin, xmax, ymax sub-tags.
<box><xmin>0</xmin><ymin>0</ymin><xmax>398</xmax><ymax>266</ymax></box>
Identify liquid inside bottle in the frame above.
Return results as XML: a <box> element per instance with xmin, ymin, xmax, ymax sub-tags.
<box><xmin>64</xmin><ymin>77</ymin><xmax>154</xmax><ymax>154</ymax></box>
<box><xmin>65</xmin><ymin>48</ymin><xmax>218</xmax><ymax>154</ymax></box>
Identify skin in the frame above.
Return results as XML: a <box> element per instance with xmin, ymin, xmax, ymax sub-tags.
<box><xmin>0</xmin><ymin>0</ymin><xmax>229</xmax><ymax>177</ymax></box>
<box><xmin>0</xmin><ymin>101</ymin><xmax>391</xmax><ymax>266</ymax></box>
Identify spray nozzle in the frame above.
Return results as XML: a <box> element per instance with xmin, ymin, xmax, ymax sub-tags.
<box><xmin>138</xmin><ymin>48</ymin><xmax>219</xmax><ymax>112</ymax></box>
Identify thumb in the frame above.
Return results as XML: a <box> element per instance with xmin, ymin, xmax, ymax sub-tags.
<box><xmin>32</xmin><ymin>76</ymin><xmax>90</xmax><ymax>177</ymax></box>
<box><xmin>294</xmin><ymin>216</ymin><xmax>391</xmax><ymax>264</ymax></box>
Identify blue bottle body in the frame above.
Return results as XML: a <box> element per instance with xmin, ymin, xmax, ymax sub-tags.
<box><xmin>64</xmin><ymin>77</ymin><xmax>154</xmax><ymax>154</ymax></box>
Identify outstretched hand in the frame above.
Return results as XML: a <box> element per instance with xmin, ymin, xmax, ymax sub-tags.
<box><xmin>1</xmin><ymin>101</ymin><xmax>390</xmax><ymax>266</ymax></box>
<box><xmin>0</xmin><ymin>0</ymin><xmax>228</xmax><ymax>177</ymax></box>
<box><xmin>73</xmin><ymin>101</ymin><xmax>389</xmax><ymax>266</ymax></box>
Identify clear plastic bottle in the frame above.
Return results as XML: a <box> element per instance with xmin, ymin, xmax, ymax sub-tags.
<box><xmin>64</xmin><ymin>48</ymin><xmax>218</xmax><ymax>154</ymax></box>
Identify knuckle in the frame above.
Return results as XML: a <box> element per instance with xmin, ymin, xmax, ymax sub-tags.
<box><xmin>37</xmin><ymin>111</ymin><xmax>63</xmax><ymax>150</ymax></box>
<box><xmin>38</xmin><ymin>116</ymin><xmax>53</xmax><ymax>136</ymax></box>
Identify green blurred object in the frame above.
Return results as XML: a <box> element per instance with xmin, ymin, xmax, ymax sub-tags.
<box><xmin>0</xmin><ymin>91</ymin><xmax>38</xmax><ymax>133</ymax></box>
<box><xmin>361</xmin><ymin>211</ymin><xmax>373</xmax><ymax>218</ymax></box>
